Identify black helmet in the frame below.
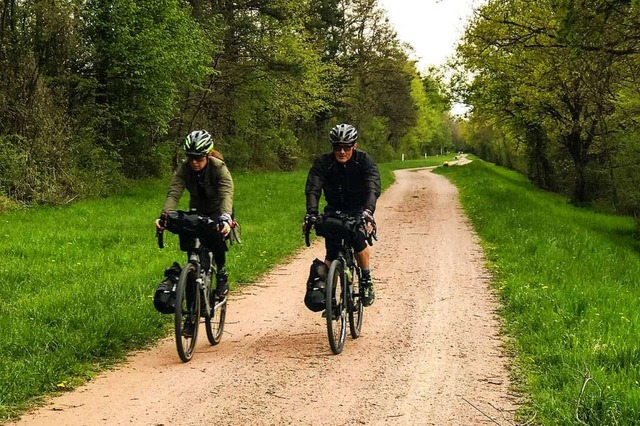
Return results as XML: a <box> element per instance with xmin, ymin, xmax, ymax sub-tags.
<box><xmin>329</xmin><ymin>124</ymin><xmax>358</xmax><ymax>144</ymax></box>
<box><xmin>184</xmin><ymin>130</ymin><xmax>213</xmax><ymax>156</ymax></box>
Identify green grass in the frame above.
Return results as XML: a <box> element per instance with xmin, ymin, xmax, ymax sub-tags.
<box><xmin>436</xmin><ymin>159</ymin><xmax>640</xmax><ymax>425</ymax></box>
<box><xmin>0</xmin><ymin>156</ymin><xmax>452</xmax><ymax>420</ymax></box>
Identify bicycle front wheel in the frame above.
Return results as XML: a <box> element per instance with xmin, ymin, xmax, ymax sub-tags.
<box><xmin>348</xmin><ymin>267</ymin><xmax>363</xmax><ymax>338</ymax></box>
<box><xmin>205</xmin><ymin>296</ymin><xmax>227</xmax><ymax>345</ymax></box>
<box><xmin>326</xmin><ymin>259</ymin><xmax>347</xmax><ymax>354</ymax></box>
<box><xmin>175</xmin><ymin>262</ymin><xmax>200</xmax><ymax>362</ymax></box>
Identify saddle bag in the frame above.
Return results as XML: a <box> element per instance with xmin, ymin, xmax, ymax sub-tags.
<box><xmin>153</xmin><ymin>262</ymin><xmax>182</xmax><ymax>314</ymax></box>
<box><xmin>304</xmin><ymin>258</ymin><xmax>328</xmax><ymax>312</ymax></box>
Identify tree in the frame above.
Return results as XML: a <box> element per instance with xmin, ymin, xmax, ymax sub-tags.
<box><xmin>456</xmin><ymin>0</ymin><xmax>640</xmax><ymax>203</ymax></box>
<box><xmin>83</xmin><ymin>0</ymin><xmax>214</xmax><ymax>177</ymax></box>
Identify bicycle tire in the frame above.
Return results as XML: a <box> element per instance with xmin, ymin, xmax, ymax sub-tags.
<box><xmin>326</xmin><ymin>259</ymin><xmax>347</xmax><ymax>354</ymax></box>
<box><xmin>205</xmin><ymin>296</ymin><xmax>227</xmax><ymax>345</ymax></box>
<box><xmin>175</xmin><ymin>261</ymin><xmax>200</xmax><ymax>362</ymax></box>
<box><xmin>348</xmin><ymin>266</ymin><xmax>363</xmax><ymax>338</ymax></box>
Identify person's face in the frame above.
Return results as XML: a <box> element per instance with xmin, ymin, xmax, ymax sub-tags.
<box><xmin>333</xmin><ymin>143</ymin><xmax>356</xmax><ymax>164</ymax></box>
<box><xmin>188</xmin><ymin>155</ymin><xmax>208</xmax><ymax>172</ymax></box>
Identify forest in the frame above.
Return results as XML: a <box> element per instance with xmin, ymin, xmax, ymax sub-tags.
<box><xmin>454</xmin><ymin>0</ymin><xmax>640</xmax><ymax>222</ymax></box>
<box><xmin>3</xmin><ymin>0</ymin><xmax>639</xmax><ymax>225</ymax></box>
<box><xmin>0</xmin><ymin>0</ymin><xmax>453</xmax><ymax>207</ymax></box>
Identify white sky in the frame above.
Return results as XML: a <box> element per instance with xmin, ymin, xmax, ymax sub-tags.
<box><xmin>377</xmin><ymin>0</ymin><xmax>483</xmax><ymax>72</ymax></box>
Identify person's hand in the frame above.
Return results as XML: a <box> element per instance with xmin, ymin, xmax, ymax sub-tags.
<box><xmin>155</xmin><ymin>218</ymin><xmax>164</xmax><ymax>231</ymax></box>
<box><xmin>218</xmin><ymin>214</ymin><xmax>232</xmax><ymax>237</ymax></box>
<box><xmin>362</xmin><ymin>209</ymin><xmax>374</xmax><ymax>223</ymax></box>
<box><xmin>362</xmin><ymin>209</ymin><xmax>374</xmax><ymax>234</ymax></box>
<box><xmin>303</xmin><ymin>213</ymin><xmax>317</xmax><ymax>232</ymax></box>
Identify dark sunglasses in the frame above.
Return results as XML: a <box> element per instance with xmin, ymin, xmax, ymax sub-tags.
<box><xmin>333</xmin><ymin>144</ymin><xmax>354</xmax><ymax>152</ymax></box>
<box><xmin>187</xmin><ymin>154</ymin><xmax>207</xmax><ymax>161</ymax></box>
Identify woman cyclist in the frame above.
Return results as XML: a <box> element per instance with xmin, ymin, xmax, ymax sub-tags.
<box><xmin>155</xmin><ymin>130</ymin><xmax>234</xmax><ymax>303</ymax></box>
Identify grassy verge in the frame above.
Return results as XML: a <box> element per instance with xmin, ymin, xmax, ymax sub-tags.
<box><xmin>436</xmin><ymin>159</ymin><xmax>640</xmax><ymax>425</ymax></box>
<box><xmin>0</xmin><ymin>155</ymin><xmax>451</xmax><ymax>419</ymax></box>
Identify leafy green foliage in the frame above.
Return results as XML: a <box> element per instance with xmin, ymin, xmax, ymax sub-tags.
<box><xmin>83</xmin><ymin>0</ymin><xmax>215</xmax><ymax>176</ymax></box>
<box><xmin>0</xmin><ymin>0</ymin><xmax>454</xmax><ymax>205</ymax></box>
<box><xmin>454</xmin><ymin>0</ymin><xmax>640</xmax><ymax>215</ymax></box>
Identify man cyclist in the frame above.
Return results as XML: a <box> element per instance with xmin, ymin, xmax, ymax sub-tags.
<box><xmin>304</xmin><ymin>123</ymin><xmax>381</xmax><ymax>306</ymax></box>
<box><xmin>155</xmin><ymin>130</ymin><xmax>234</xmax><ymax>301</ymax></box>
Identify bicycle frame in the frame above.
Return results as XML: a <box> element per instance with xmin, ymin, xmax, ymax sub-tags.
<box><xmin>186</xmin><ymin>239</ymin><xmax>214</xmax><ymax>316</ymax></box>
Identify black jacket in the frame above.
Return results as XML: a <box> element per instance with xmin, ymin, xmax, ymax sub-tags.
<box><xmin>305</xmin><ymin>149</ymin><xmax>381</xmax><ymax>215</ymax></box>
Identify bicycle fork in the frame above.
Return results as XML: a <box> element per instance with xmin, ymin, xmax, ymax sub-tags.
<box><xmin>347</xmin><ymin>266</ymin><xmax>362</xmax><ymax>310</ymax></box>
<box><xmin>197</xmin><ymin>270</ymin><xmax>213</xmax><ymax>316</ymax></box>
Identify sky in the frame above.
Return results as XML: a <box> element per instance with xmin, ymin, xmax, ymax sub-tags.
<box><xmin>376</xmin><ymin>0</ymin><xmax>484</xmax><ymax>73</ymax></box>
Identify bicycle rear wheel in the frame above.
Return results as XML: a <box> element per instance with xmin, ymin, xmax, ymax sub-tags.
<box><xmin>326</xmin><ymin>260</ymin><xmax>347</xmax><ymax>354</ymax></box>
<box><xmin>175</xmin><ymin>262</ymin><xmax>200</xmax><ymax>362</ymax></box>
<box><xmin>348</xmin><ymin>267</ymin><xmax>363</xmax><ymax>338</ymax></box>
<box><xmin>205</xmin><ymin>296</ymin><xmax>227</xmax><ymax>345</ymax></box>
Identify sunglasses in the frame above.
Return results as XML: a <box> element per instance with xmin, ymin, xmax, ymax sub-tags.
<box><xmin>187</xmin><ymin>154</ymin><xmax>207</xmax><ymax>161</ymax></box>
<box><xmin>333</xmin><ymin>144</ymin><xmax>354</xmax><ymax>153</ymax></box>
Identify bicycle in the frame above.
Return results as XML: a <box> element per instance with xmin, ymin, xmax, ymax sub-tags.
<box><xmin>304</xmin><ymin>212</ymin><xmax>376</xmax><ymax>354</ymax></box>
<box><xmin>157</xmin><ymin>210</ymin><xmax>239</xmax><ymax>362</ymax></box>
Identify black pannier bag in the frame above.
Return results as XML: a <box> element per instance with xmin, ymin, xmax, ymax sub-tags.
<box><xmin>304</xmin><ymin>258</ymin><xmax>328</xmax><ymax>312</ymax></box>
<box><xmin>153</xmin><ymin>262</ymin><xmax>182</xmax><ymax>314</ymax></box>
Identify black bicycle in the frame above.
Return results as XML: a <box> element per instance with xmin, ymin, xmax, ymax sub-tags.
<box><xmin>157</xmin><ymin>210</ymin><xmax>239</xmax><ymax>362</ymax></box>
<box><xmin>304</xmin><ymin>212</ymin><xmax>376</xmax><ymax>354</ymax></box>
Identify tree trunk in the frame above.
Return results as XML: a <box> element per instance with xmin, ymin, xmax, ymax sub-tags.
<box><xmin>565</xmin><ymin>129</ymin><xmax>590</xmax><ymax>204</ymax></box>
<box><xmin>525</xmin><ymin>124</ymin><xmax>555</xmax><ymax>191</ymax></box>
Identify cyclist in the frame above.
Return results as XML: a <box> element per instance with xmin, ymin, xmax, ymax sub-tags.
<box><xmin>155</xmin><ymin>130</ymin><xmax>234</xmax><ymax>302</ymax></box>
<box><xmin>304</xmin><ymin>123</ymin><xmax>381</xmax><ymax>306</ymax></box>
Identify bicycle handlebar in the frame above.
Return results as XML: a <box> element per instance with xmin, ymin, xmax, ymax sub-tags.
<box><xmin>303</xmin><ymin>212</ymin><xmax>377</xmax><ymax>247</ymax></box>
<box><xmin>157</xmin><ymin>210</ymin><xmax>241</xmax><ymax>248</ymax></box>
<box><xmin>156</xmin><ymin>211</ymin><xmax>168</xmax><ymax>249</ymax></box>
<box><xmin>157</xmin><ymin>229</ymin><xmax>164</xmax><ymax>249</ymax></box>
<box><xmin>366</xmin><ymin>220</ymin><xmax>378</xmax><ymax>246</ymax></box>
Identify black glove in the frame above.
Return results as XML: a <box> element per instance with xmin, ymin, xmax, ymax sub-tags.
<box><xmin>305</xmin><ymin>213</ymin><xmax>317</xmax><ymax>225</ymax></box>
<box><xmin>303</xmin><ymin>213</ymin><xmax>317</xmax><ymax>231</ymax></box>
<box><xmin>362</xmin><ymin>209</ymin><xmax>374</xmax><ymax>224</ymax></box>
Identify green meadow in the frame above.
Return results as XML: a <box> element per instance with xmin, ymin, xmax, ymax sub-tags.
<box><xmin>0</xmin><ymin>154</ymin><xmax>451</xmax><ymax>419</ymax></box>
<box><xmin>437</xmin><ymin>159</ymin><xmax>640</xmax><ymax>425</ymax></box>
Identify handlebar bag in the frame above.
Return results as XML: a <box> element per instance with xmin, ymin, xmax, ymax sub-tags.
<box><xmin>315</xmin><ymin>215</ymin><xmax>359</xmax><ymax>241</ymax></box>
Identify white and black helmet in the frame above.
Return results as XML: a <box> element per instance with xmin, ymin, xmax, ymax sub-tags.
<box><xmin>184</xmin><ymin>130</ymin><xmax>213</xmax><ymax>156</ymax></box>
<box><xmin>329</xmin><ymin>124</ymin><xmax>358</xmax><ymax>144</ymax></box>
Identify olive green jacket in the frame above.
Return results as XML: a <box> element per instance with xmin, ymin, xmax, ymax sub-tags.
<box><xmin>162</xmin><ymin>157</ymin><xmax>234</xmax><ymax>218</ymax></box>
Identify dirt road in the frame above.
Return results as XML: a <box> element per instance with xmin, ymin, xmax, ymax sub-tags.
<box><xmin>15</xmin><ymin>166</ymin><xmax>518</xmax><ymax>425</ymax></box>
